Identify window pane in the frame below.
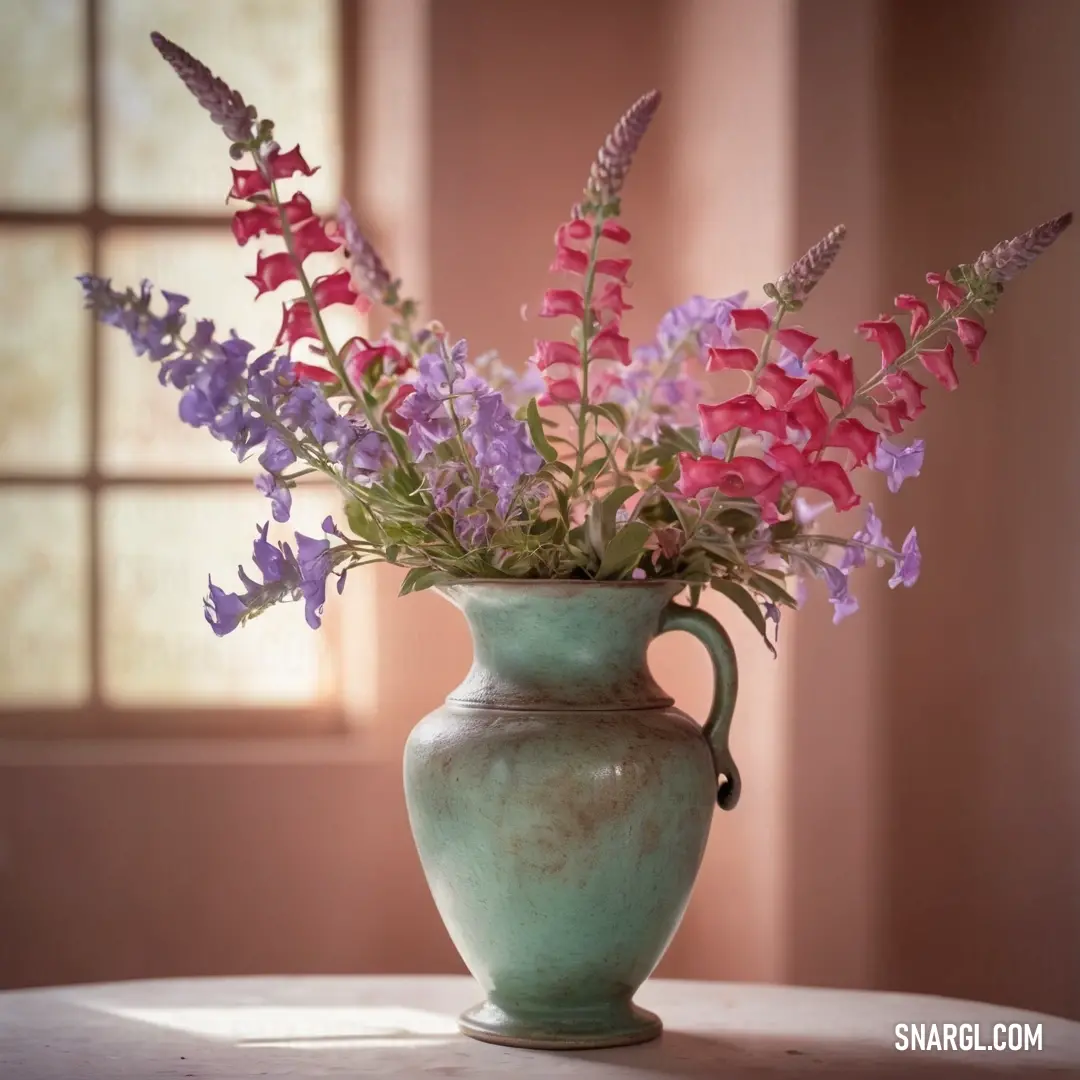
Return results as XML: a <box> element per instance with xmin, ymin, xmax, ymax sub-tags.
<box><xmin>0</xmin><ymin>228</ymin><xmax>90</xmax><ymax>474</ymax></box>
<box><xmin>0</xmin><ymin>0</ymin><xmax>89</xmax><ymax>209</ymax></box>
<box><xmin>101</xmin><ymin>0</ymin><xmax>341</xmax><ymax>212</ymax></box>
<box><xmin>0</xmin><ymin>488</ymin><xmax>89</xmax><ymax>705</ymax></box>
<box><xmin>100</xmin><ymin>484</ymin><xmax>346</xmax><ymax>706</ymax></box>
<box><xmin>100</xmin><ymin>229</ymin><xmax>366</xmax><ymax>476</ymax></box>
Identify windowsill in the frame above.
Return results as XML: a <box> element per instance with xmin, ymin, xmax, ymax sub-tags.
<box><xmin>0</xmin><ymin>730</ymin><xmax>383</xmax><ymax>767</ymax></box>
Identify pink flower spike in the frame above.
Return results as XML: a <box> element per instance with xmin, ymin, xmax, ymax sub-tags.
<box><xmin>232</xmin><ymin>204</ymin><xmax>277</xmax><ymax>246</ymax></box>
<box><xmin>954</xmin><ymin>318</ymin><xmax>987</xmax><ymax>364</ymax></box>
<box><xmin>676</xmin><ymin>453</ymin><xmax>780</xmax><ymax>499</ymax></box>
<box><xmin>312</xmin><ymin>268</ymin><xmax>363</xmax><ymax>311</ymax></box>
<box><xmin>246</xmin><ymin>251</ymin><xmax>298</xmax><ymax>297</ymax></box>
<box><xmin>550</xmin><ymin>245</ymin><xmax>589</xmax><ymax>275</ymax></box>
<box><xmin>926</xmin><ymin>271</ymin><xmax>967</xmax><ymax>310</ymax></box>
<box><xmin>895</xmin><ymin>293</ymin><xmax>930</xmax><ymax>337</ymax></box>
<box><xmin>385</xmin><ymin>384</ymin><xmax>415</xmax><ymax>432</ymax></box>
<box><xmin>731</xmin><ymin>307</ymin><xmax>772</xmax><ymax>333</ymax></box>
<box><xmin>228</xmin><ymin>167</ymin><xmax>269</xmax><ymax>200</ymax></box>
<box><xmin>804</xmin><ymin>460</ymin><xmax>860</xmax><ymax>511</ymax></box>
<box><xmin>767</xmin><ymin>441</ymin><xmax>810</xmax><ymax>481</ymax></box>
<box><xmin>344</xmin><ymin>337</ymin><xmax>403</xmax><ymax>381</ymax></box>
<box><xmin>594</xmin><ymin>280</ymin><xmax>633</xmax><ymax>317</ymax></box>
<box><xmin>600</xmin><ymin>221</ymin><xmax>631</xmax><ymax>243</ymax></box>
<box><xmin>265</xmin><ymin>144</ymin><xmax>319</xmax><ymax>182</ymax></box>
<box><xmin>231</xmin><ymin>192</ymin><xmax>314</xmax><ymax>246</ymax></box>
<box><xmin>290</xmin><ymin>362</ymin><xmax>338</xmax><ymax>385</ymax></box>
<box><xmin>757</xmin><ymin>363</ymin><xmax>805</xmax><ymax>407</ymax></box>
<box><xmin>594</xmin><ymin>257</ymin><xmax>632</xmax><ymax>282</ymax></box>
<box><xmin>534</xmin><ymin>339</ymin><xmax>582</xmax><ymax>371</ymax></box>
<box><xmin>556</xmin><ymin>219</ymin><xmax>592</xmax><ymax>245</ymax></box>
<box><xmin>918</xmin><ymin>342</ymin><xmax>959</xmax><ymax>390</ymax></box>
<box><xmin>787</xmin><ymin>391</ymin><xmax>829</xmax><ymax>436</ymax></box>
<box><xmin>291</xmin><ymin>217</ymin><xmax>342</xmax><ymax>263</ymax></box>
<box><xmin>872</xmin><ymin>398</ymin><xmax>908</xmax><ymax>435</ymax></box>
<box><xmin>539</xmin><ymin>289</ymin><xmax>586</xmax><ymax>319</ymax></box>
<box><xmin>539</xmin><ymin>376</ymin><xmax>582</xmax><ymax>405</ymax></box>
<box><xmin>275</xmin><ymin>300</ymin><xmax>320</xmax><ymax>350</ymax></box>
<box><xmin>775</xmin><ymin>327</ymin><xmax>817</xmax><ymax>359</ymax></box>
<box><xmin>699</xmin><ymin>396</ymin><xmax>788</xmax><ymax>440</ymax></box>
<box><xmin>589</xmin><ymin>324</ymin><xmax>631</xmax><ymax>365</ymax></box>
<box><xmin>826</xmin><ymin>418</ymin><xmax>879</xmax><ymax>466</ymax></box>
<box><xmin>705</xmin><ymin>346</ymin><xmax>757</xmax><ymax>373</ymax></box>
<box><xmin>858</xmin><ymin>318</ymin><xmax>907</xmax><ymax>367</ymax></box>
<box><xmin>807</xmin><ymin>349</ymin><xmax>855</xmax><ymax>406</ymax></box>
<box><xmin>884</xmin><ymin>370</ymin><xmax>927</xmax><ymax>421</ymax></box>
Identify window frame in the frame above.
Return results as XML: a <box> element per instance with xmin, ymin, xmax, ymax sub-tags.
<box><xmin>0</xmin><ymin>0</ymin><xmax>364</xmax><ymax>739</ymax></box>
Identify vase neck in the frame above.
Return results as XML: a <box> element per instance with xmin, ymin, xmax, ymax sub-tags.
<box><xmin>440</xmin><ymin>583</ymin><xmax>683</xmax><ymax>711</ymax></box>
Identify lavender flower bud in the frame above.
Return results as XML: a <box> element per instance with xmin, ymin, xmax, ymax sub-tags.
<box><xmin>149</xmin><ymin>31</ymin><xmax>257</xmax><ymax>146</ymax></box>
<box><xmin>973</xmin><ymin>211</ymin><xmax>1073</xmax><ymax>283</ymax></box>
<box><xmin>582</xmin><ymin>90</ymin><xmax>662</xmax><ymax>209</ymax></box>
<box><xmin>775</xmin><ymin>224</ymin><xmax>847</xmax><ymax>304</ymax></box>
<box><xmin>338</xmin><ymin>199</ymin><xmax>396</xmax><ymax>303</ymax></box>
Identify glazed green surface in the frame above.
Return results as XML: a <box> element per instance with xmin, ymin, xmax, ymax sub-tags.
<box><xmin>403</xmin><ymin>582</ymin><xmax>738</xmax><ymax>1049</ymax></box>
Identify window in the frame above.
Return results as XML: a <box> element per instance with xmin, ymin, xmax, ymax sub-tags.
<box><xmin>0</xmin><ymin>0</ymin><xmax>369</xmax><ymax>736</ymax></box>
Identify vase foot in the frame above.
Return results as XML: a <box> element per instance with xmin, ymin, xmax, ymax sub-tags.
<box><xmin>458</xmin><ymin>997</ymin><xmax>662</xmax><ymax>1050</ymax></box>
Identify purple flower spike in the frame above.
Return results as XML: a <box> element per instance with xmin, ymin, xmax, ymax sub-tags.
<box><xmin>841</xmin><ymin>503</ymin><xmax>893</xmax><ymax>570</ymax></box>
<box><xmin>871</xmin><ymin>438</ymin><xmax>925</xmax><ymax>493</ymax></box>
<box><xmin>255</xmin><ymin>472</ymin><xmax>292</xmax><ymax>523</ymax></box>
<box><xmin>204</xmin><ymin>579</ymin><xmax>248</xmax><ymax>637</ymax></box>
<box><xmin>821</xmin><ymin>563</ymin><xmax>859</xmax><ymax>624</ymax></box>
<box><xmin>888</xmin><ymin>529</ymin><xmax>921</xmax><ymax>589</ymax></box>
<box><xmin>150</xmin><ymin>32</ymin><xmax>257</xmax><ymax>147</ymax></box>
<box><xmin>295</xmin><ymin>532</ymin><xmax>332</xmax><ymax>629</ymax></box>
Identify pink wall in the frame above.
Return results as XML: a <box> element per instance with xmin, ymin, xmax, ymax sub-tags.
<box><xmin>2</xmin><ymin>0</ymin><xmax>1079</xmax><ymax>1021</ymax></box>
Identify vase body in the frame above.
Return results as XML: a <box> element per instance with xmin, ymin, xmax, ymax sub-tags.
<box><xmin>403</xmin><ymin>581</ymin><xmax>738</xmax><ymax>1050</ymax></box>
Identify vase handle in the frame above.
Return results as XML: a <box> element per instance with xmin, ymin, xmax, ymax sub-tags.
<box><xmin>658</xmin><ymin>602</ymin><xmax>741</xmax><ymax>811</ymax></box>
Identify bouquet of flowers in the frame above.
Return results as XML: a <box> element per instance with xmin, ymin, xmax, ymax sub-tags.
<box><xmin>79</xmin><ymin>34</ymin><xmax>1071</xmax><ymax>653</ymax></box>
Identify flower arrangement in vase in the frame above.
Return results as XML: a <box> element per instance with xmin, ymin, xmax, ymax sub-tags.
<box><xmin>77</xmin><ymin>34</ymin><xmax>1070</xmax><ymax>1050</ymax></box>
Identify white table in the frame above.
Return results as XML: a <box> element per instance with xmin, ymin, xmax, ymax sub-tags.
<box><xmin>1</xmin><ymin>975</ymin><xmax>1077</xmax><ymax>1078</ymax></box>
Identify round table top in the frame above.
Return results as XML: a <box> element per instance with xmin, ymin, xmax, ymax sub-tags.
<box><xmin>1</xmin><ymin>975</ymin><xmax>1077</xmax><ymax>1078</ymax></box>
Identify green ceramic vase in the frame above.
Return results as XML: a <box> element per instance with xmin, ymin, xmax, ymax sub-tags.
<box><xmin>403</xmin><ymin>580</ymin><xmax>740</xmax><ymax>1050</ymax></box>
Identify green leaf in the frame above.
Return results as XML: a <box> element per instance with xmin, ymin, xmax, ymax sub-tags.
<box><xmin>526</xmin><ymin>398</ymin><xmax>559</xmax><ymax>463</ymax></box>
<box><xmin>688</xmin><ymin>584</ymin><xmax>703</xmax><ymax>608</ymax></box>
<box><xmin>596</xmin><ymin>520</ymin><xmax>651</xmax><ymax>579</ymax></box>
<box><xmin>542</xmin><ymin>460</ymin><xmax>575</xmax><ymax>480</ymax></box>
<box><xmin>582</xmin><ymin>457</ymin><xmax>607</xmax><ymax>484</ymax></box>
<box><xmin>657</xmin><ymin>424</ymin><xmax>701</xmax><ymax>455</ymax></box>
<box><xmin>714</xmin><ymin>508</ymin><xmax>759</xmax><ymax>534</ymax></box>
<box><xmin>398</xmin><ymin>566</ymin><xmax>455</xmax><ymax>596</ymax></box>
<box><xmin>555</xmin><ymin>485</ymin><xmax>571</xmax><ymax>524</ymax></box>
<box><xmin>602</xmin><ymin>484</ymin><xmax>638</xmax><ymax>531</ymax></box>
<box><xmin>585</xmin><ymin>498</ymin><xmax>606</xmax><ymax>559</ymax></box>
<box><xmin>345</xmin><ymin>499</ymin><xmax>383</xmax><ymax>545</ymax></box>
<box><xmin>669</xmin><ymin>496</ymin><xmax>700</xmax><ymax>538</ymax></box>
<box><xmin>587</xmin><ymin>402</ymin><xmax>627</xmax><ymax>431</ymax></box>
<box><xmin>710</xmin><ymin>578</ymin><xmax>777</xmax><ymax>657</ymax></box>
<box><xmin>745</xmin><ymin>571</ymin><xmax>798</xmax><ymax>608</ymax></box>
<box><xmin>769</xmin><ymin>518</ymin><xmax>800</xmax><ymax>541</ymax></box>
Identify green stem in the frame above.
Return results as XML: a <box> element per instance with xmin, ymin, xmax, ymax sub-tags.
<box><xmin>438</xmin><ymin>342</ymin><xmax>485</xmax><ymax>498</ymax></box>
<box><xmin>568</xmin><ymin>211</ymin><xmax>608</xmax><ymax>500</ymax></box>
<box><xmin>841</xmin><ymin>296</ymin><xmax>977</xmax><ymax>416</ymax></box>
<box><xmin>726</xmin><ymin>301</ymin><xmax>790</xmax><ymax>461</ymax></box>
<box><xmin>264</xmin><ymin>169</ymin><xmax>356</xmax><ymax>398</ymax></box>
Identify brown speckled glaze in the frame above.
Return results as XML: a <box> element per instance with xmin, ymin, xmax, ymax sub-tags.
<box><xmin>403</xmin><ymin>581</ymin><xmax>740</xmax><ymax>1050</ymax></box>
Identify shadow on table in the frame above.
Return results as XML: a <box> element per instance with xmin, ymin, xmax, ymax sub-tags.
<box><xmin>566</xmin><ymin>1028</ymin><xmax>1079</xmax><ymax>1078</ymax></box>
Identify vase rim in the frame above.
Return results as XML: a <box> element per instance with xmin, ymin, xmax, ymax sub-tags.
<box><xmin>436</xmin><ymin>578</ymin><xmax>689</xmax><ymax>590</ymax></box>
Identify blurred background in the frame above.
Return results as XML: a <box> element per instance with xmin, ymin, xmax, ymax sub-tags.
<box><xmin>1</xmin><ymin>0</ymin><xmax>1078</xmax><ymax>1022</ymax></box>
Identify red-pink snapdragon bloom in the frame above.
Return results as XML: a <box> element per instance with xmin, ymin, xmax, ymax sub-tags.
<box><xmin>858</xmin><ymin>318</ymin><xmax>907</xmax><ymax>367</ymax></box>
<box><xmin>954</xmin><ymin>318</ymin><xmax>987</xmax><ymax>363</ymax></box>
